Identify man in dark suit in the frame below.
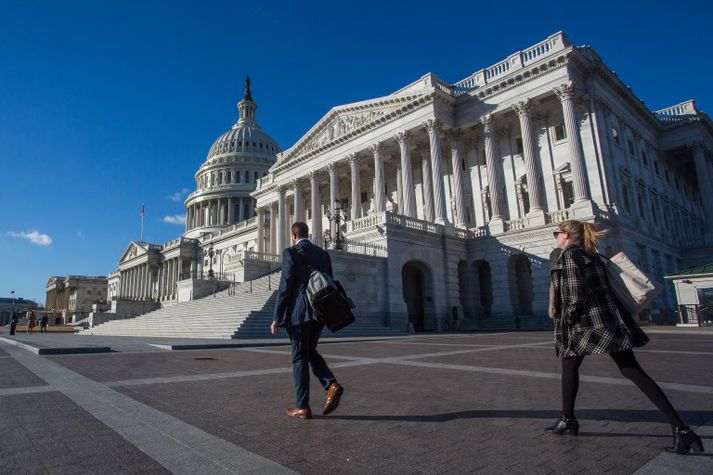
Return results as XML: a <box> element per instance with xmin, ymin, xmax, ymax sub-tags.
<box><xmin>271</xmin><ymin>222</ymin><xmax>344</xmax><ymax>419</ymax></box>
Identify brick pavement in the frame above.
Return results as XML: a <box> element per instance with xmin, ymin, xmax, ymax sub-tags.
<box><xmin>0</xmin><ymin>330</ymin><xmax>711</xmax><ymax>474</ymax></box>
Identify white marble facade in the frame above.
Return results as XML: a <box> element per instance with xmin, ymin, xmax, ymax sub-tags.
<box><xmin>111</xmin><ymin>32</ymin><xmax>713</xmax><ymax>330</ymax></box>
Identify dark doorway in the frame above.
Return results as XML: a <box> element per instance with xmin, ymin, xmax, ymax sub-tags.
<box><xmin>513</xmin><ymin>254</ymin><xmax>534</xmax><ymax>315</ymax></box>
<box><xmin>402</xmin><ymin>262</ymin><xmax>427</xmax><ymax>332</ymax></box>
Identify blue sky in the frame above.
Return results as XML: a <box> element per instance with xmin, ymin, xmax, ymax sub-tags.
<box><xmin>1</xmin><ymin>0</ymin><xmax>711</xmax><ymax>304</ymax></box>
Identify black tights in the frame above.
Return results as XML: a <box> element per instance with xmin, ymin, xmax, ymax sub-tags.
<box><xmin>561</xmin><ymin>349</ymin><xmax>684</xmax><ymax>427</ymax></box>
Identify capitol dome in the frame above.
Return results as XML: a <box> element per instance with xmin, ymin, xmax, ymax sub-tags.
<box><xmin>184</xmin><ymin>77</ymin><xmax>279</xmax><ymax>239</ymax></box>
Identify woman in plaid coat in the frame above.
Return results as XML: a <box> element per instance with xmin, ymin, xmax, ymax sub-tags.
<box><xmin>546</xmin><ymin>220</ymin><xmax>703</xmax><ymax>455</ymax></box>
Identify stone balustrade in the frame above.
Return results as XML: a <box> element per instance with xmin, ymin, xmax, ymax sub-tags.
<box><xmin>504</xmin><ymin>218</ymin><xmax>526</xmax><ymax>232</ymax></box>
<box><xmin>655</xmin><ymin>100</ymin><xmax>699</xmax><ymax>117</ymax></box>
<box><xmin>546</xmin><ymin>209</ymin><xmax>571</xmax><ymax>224</ymax></box>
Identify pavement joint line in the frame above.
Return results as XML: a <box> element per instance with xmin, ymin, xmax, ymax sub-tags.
<box><xmin>384</xmin><ymin>360</ymin><xmax>713</xmax><ymax>394</ymax></box>
<box><xmin>512</xmin><ymin>345</ymin><xmax>713</xmax><ymax>357</ymax></box>
<box><xmin>3</xmin><ymin>345</ymin><xmax>295</xmax><ymax>475</ymax></box>
<box><xmin>0</xmin><ymin>385</ymin><xmax>57</xmax><ymax>396</ymax></box>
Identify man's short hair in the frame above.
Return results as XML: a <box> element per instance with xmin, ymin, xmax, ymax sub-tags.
<box><xmin>291</xmin><ymin>222</ymin><xmax>309</xmax><ymax>238</ymax></box>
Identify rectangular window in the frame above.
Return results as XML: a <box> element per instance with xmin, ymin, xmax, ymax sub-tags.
<box><xmin>641</xmin><ymin>152</ymin><xmax>648</xmax><ymax>166</ymax></box>
<box><xmin>563</xmin><ymin>181</ymin><xmax>575</xmax><ymax>207</ymax></box>
<box><xmin>360</xmin><ymin>192</ymin><xmax>367</xmax><ymax>203</ymax></box>
<box><xmin>627</xmin><ymin>140</ymin><xmax>635</xmax><ymax>157</ymax></box>
<box><xmin>612</xmin><ymin>127</ymin><xmax>620</xmax><ymax>145</ymax></box>
<box><xmin>554</xmin><ymin>124</ymin><xmax>567</xmax><ymax>142</ymax></box>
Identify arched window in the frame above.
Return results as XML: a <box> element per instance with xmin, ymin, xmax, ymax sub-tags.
<box><xmin>254</xmin><ymin>171</ymin><xmax>259</xmax><ymax>182</ymax></box>
<box><xmin>226</xmin><ymin>171</ymin><xmax>231</xmax><ymax>184</ymax></box>
<box><xmin>236</xmin><ymin>170</ymin><xmax>241</xmax><ymax>183</ymax></box>
<box><xmin>244</xmin><ymin>170</ymin><xmax>250</xmax><ymax>183</ymax></box>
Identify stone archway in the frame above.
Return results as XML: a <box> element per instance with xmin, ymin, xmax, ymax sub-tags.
<box><xmin>511</xmin><ymin>254</ymin><xmax>534</xmax><ymax>316</ymax></box>
<box><xmin>402</xmin><ymin>261</ymin><xmax>433</xmax><ymax>332</ymax></box>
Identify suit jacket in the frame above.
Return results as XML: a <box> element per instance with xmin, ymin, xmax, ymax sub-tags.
<box><xmin>273</xmin><ymin>239</ymin><xmax>333</xmax><ymax>328</ymax></box>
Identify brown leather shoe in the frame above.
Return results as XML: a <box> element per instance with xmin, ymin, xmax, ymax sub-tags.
<box><xmin>286</xmin><ymin>407</ymin><xmax>312</xmax><ymax>419</ymax></box>
<box><xmin>323</xmin><ymin>382</ymin><xmax>344</xmax><ymax>415</ymax></box>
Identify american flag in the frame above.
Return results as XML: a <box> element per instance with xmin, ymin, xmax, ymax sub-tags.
<box><xmin>139</xmin><ymin>205</ymin><xmax>145</xmax><ymax>217</ymax></box>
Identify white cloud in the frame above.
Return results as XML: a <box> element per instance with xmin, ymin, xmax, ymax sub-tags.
<box><xmin>7</xmin><ymin>230</ymin><xmax>53</xmax><ymax>246</ymax></box>
<box><xmin>168</xmin><ymin>188</ymin><xmax>191</xmax><ymax>202</ymax></box>
<box><xmin>162</xmin><ymin>215</ymin><xmax>186</xmax><ymax>225</ymax></box>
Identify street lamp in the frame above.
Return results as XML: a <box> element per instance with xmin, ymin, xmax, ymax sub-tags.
<box><xmin>10</xmin><ymin>290</ymin><xmax>15</xmax><ymax>325</ymax></box>
<box><xmin>207</xmin><ymin>242</ymin><xmax>215</xmax><ymax>279</ymax></box>
<box><xmin>325</xmin><ymin>199</ymin><xmax>345</xmax><ymax>250</ymax></box>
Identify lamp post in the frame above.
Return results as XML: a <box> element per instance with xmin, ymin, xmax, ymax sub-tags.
<box><xmin>207</xmin><ymin>242</ymin><xmax>215</xmax><ymax>279</ymax></box>
<box><xmin>325</xmin><ymin>199</ymin><xmax>345</xmax><ymax>250</ymax></box>
<box><xmin>11</xmin><ymin>290</ymin><xmax>15</xmax><ymax>326</ymax></box>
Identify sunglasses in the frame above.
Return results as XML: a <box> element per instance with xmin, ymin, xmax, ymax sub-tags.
<box><xmin>553</xmin><ymin>231</ymin><xmax>565</xmax><ymax>238</ymax></box>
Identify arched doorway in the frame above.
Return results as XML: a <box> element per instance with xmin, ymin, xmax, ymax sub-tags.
<box><xmin>402</xmin><ymin>261</ymin><xmax>432</xmax><ymax>332</ymax></box>
<box><xmin>512</xmin><ymin>254</ymin><xmax>534</xmax><ymax>316</ymax></box>
<box><xmin>474</xmin><ymin>260</ymin><xmax>492</xmax><ymax>317</ymax></box>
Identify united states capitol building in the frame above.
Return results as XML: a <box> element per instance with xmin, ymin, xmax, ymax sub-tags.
<box><xmin>97</xmin><ymin>32</ymin><xmax>713</xmax><ymax>336</ymax></box>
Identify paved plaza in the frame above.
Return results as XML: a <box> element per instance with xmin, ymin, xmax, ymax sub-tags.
<box><xmin>0</xmin><ymin>329</ymin><xmax>711</xmax><ymax>474</ymax></box>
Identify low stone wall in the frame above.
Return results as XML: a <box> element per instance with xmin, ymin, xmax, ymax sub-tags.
<box><xmin>177</xmin><ymin>279</ymin><xmax>230</xmax><ymax>302</ymax></box>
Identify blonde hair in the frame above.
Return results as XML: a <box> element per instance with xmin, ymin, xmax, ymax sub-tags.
<box><xmin>559</xmin><ymin>220</ymin><xmax>608</xmax><ymax>252</ymax></box>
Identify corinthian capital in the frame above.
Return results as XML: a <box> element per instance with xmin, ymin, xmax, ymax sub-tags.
<box><xmin>553</xmin><ymin>82</ymin><xmax>578</xmax><ymax>102</ymax></box>
<box><xmin>325</xmin><ymin>162</ymin><xmax>339</xmax><ymax>175</ymax></box>
<box><xmin>307</xmin><ymin>169</ymin><xmax>321</xmax><ymax>181</ymax></box>
<box><xmin>275</xmin><ymin>184</ymin><xmax>286</xmax><ymax>195</ymax></box>
<box><xmin>370</xmin><ymin>142</ymin><xmax>384</xmax><ymax>157</ymax></box>
<box><xmin>346</xmin><ymin>153</ymin><xmax>360</xmax><ymax>166</ymax></box>
<box><xmin>394</xmin><ymin>131</ymin><xmax>411</xmax><ymax>144</ymax></box>
<box><xmin>512</xmin><ymin>99</ymin><xmax>534</xmax><ymax>117</ymax></box>
<box><xmin>481</xmin><ymin>113</ymin><xmax>495</xmax><ymax>131</ymax></box>
<box><xmin>423</xmin><ymin>119</ymin><xmax>442</xmax><ymax>134</ymax></box>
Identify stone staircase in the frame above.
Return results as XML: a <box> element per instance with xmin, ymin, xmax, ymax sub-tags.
<box><xmin>82</xmin><ymin>271</ymin><xmax>405</xmax><ymax>339</ymax></box>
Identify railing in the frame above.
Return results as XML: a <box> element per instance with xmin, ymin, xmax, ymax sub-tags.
<box><xmin>546</xmin><ymin>209</ymin><xmax>571</xmax><ymax>224</ymax></box>
<box><xmin>385</xmin><ymin>212</ymin><xmax>442</xmax><ymax>234</ymax></box>
<box><xmin>678</xmin><ymin>304</ymin><xmax>708</xmax><ymax>326</ymax></box>
<box><xmin>324</xmin><ymin>236</ymin><xmax>388</xmax><ymax>258</ymax></box>
<box><xmin>347</xmin><ymin>213</ymin><xmax>384</xmax><ymax>232</ymax></box>
<box><xmin>655</xmin><ymin>100</ymin><xmax>698</xmax><ymax>117</ymax></box>
<box><xmin>451</xmin><ymin>32</ymin><xmax>569</xmax><ymax>96</ymax></box>
<box><xmin>179</xmin><ymin>271</ymin><xmax>235</xmax><ymax>282</ymax></box>
<box><xmin>240</xmin><ymin>250</ymin><xmax>281</xmax><ymax>263</ymax></box>
<box><xmin>504</xmin><ymin>218</ymin><xmax>525</xmax><ymax>232</ymax></box>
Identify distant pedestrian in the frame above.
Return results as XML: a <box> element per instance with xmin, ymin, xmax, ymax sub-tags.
<box><xmin>26</xmin><ymin>310</ymin><xmax>37</xmax><ymax>335</ymax></box>
<box><xmin>9</xmin><ymin>312</ymin><xmax>18</xmax><ymax>336</ymax></box>
<box><xmin>40</xmin><ymin>314</ymin><xmax>48</xmax><ymax>334</ymax></box>
<box><xmin>547</xmin><ymin>220</ymin><xmax>703</xmax><ymax>455</ymax></box>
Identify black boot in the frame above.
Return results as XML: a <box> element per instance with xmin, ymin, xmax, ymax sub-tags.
<box><xmin>667</xmin><ymin>426</ymin><xmax>704</xmax><ymax>454</ymax></box>
<box><xmin>545</xmin><ymin>414</ymin><xmax>579</xmax><ymax>436</ymax></box>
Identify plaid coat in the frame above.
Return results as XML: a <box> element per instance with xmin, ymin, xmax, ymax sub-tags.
<box><xmin>551</xmin><ymin>244</ymin><xmax>648</xmax><ymax>358</ymax></box>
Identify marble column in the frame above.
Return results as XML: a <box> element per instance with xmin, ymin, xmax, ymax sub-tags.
<box><xmin>293</xmin><ymin>180</ymin><xmax>305</xmax><ymax>222</ymax></box>
<box><xmin>269</xmin><ymin>202</ymin><xmax>277</xmax><ymax>254</ymax></box>
<box><xmin>309</xmin><ymin>171</ymin><xmax>322</xmax><ymax>246</ymax></box>
<box><xmin>228</xmin><ymin>198</ymin><xmax>234</xmax><ymax>224</ymax></box>
<box><xmin>395</xmin><ymin>166</ymin><xmax>403</xmax><ymax>213</ymax></box>
<box><xmin>482</xmin><ymin>114</ymin><xmax>507</xmax><ymax>232</ymax></box>
<box><xmin>424</xmin><ymin>119</ymin><xmax>448</xmax><ymax>225</ymax></box>
<box><xmin>327</xmin><ymin>163</ymin><xmax>340</xmax><ymax>239</ymax></box>
<box><xmin>419</xmin><ymin>146</ymin><xmax>435</xmax><ymax>222</ymax></box>
<box><xmin>513</xmin><ymin>99</ymin><xmax>547</xmax><ymax>224</ymax></box>
<box><xmin>693</xmin><ymin>145</ymin><xmax>713</xmax><ymax>244</ymax></box>
<box><xmin>347</xmin><ymin>154</ymin><xmax>361</xmax><ymax>221</ymax></box>
<box><xmin>396</xmin><ymin>131</ymin><xmax>417</xmax><ymax>218</ymax></box>
<box><xmin>157</xmin><ymin>264</ymin><xmax>163</xmax><ymax>300</ymax></box>
<box><xmin>138</xmin><ymin>265</ymin><xmax>144</xmax><ymax>300</ymax></box>
<box><xmin>277</xmin><ymin>186</ymin><xmax>286</xmax><ymax>252</ymax></box>
<box><xmin>370</xmin><ymin>143</ymin><xmax>386</xmax><ymax>213</ymax></box>
<box><xmin>447</xmin><ymin>129</ymin><xmax>468</xmax><ymax>228</ymax></box>
<box><xmin>256</xmin><ymin>207</ymin><xmax>265</xmax><ymax>253</ymax></box>
<box><xmin>554</xmin><ymin>82</ymin><xmax>593</xmax><ymax>215</ymax></box>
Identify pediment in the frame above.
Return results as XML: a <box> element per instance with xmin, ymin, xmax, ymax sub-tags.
<box><xmin>277</xmin><ymin>91</ymin><xmax>431</xmax><ymax>165</ymax></box>
<box><xmin>119</xmin><ymin>241</ymin><xmax>148</xmax><ymax>264</ymax></box>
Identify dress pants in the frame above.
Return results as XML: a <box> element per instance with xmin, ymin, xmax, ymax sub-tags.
<box><xmin>287</xmin><ymin>320</ymin><xmax>335</xmax><ymax>409</ymax></box>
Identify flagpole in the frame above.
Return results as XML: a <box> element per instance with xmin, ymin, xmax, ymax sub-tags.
<box><xmin>140</xmin><ymin>204</ymin><xmax>145</xmax><ymax>242</ymax></box>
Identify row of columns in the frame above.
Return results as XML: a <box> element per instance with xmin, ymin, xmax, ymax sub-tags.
<box><xmin>119</xmin><ymin>258</ymin><xmax>189</xmax><ymax>301</ymax></box>
<box><xmin>255</xmin><ymin>82</ymin><xmax>594</xmax><ymax>250</ymax></box>
<box><xmin>186</xmin><ymin>197</ymin><xmax>256</xmax><ymax>231</ymax></box>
